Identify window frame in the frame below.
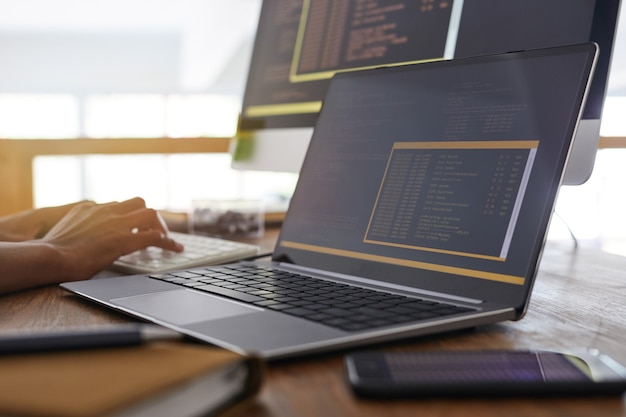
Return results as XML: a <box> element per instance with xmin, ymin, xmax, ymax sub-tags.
<box><xmin>0</xmin><ymin>137</ymin><xmax>230</xmax><ymax>216</ymax></box>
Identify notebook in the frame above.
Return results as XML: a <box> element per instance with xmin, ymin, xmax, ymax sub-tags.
<box><xmin>62</xmin><ymin>43</ymin><xmax>598</xmax><ymax>360</ymax></box>
<box><xmin>0</xmin><ymin>342</ymin><xmax>263</xmax><ymax>417</ymax></box>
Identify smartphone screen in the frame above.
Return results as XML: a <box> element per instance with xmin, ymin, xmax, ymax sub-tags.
<box><xmin>345</xmin><ymin>349</ymin><xmax>626</xmax><ymax>398</ymax></box>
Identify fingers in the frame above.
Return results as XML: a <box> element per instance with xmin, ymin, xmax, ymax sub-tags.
<box><xmin>101</xmin><ymin>199</ymin><xmax>171</xmax><ymax>234</ymax></box>
<box><xmin>100</xmin><ymin>197</ymin><xmax>148</xmax><ymax>214</ymax></box>
<box><xmin>106</xmin><ymin>201</ymin><xmax>182</xmax><ymax>252</ymax></box>
<box><xmin>120</xmin><ymin>208</ymin><xmax>169</xmax><ymax>236</ymax></box>
<box><xmin>156</xmin><ymin>212</ymin><xmax>170</xmax><ymax>233</ymax></box>
<box><xmin>128</xmin><ymin>230</ymin><xmax>184</xmax><ymax>253</ymax></box>
<box><xmin>72</xmin><ymin>198</ymin><xmax>160</xmax><ymax>233</ymax></box>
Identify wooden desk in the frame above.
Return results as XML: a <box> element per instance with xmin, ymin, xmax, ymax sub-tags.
<box><xmin>1</xmin><ymin>232</ymin><xmax>625</xmax><ymax>417</ymax></box>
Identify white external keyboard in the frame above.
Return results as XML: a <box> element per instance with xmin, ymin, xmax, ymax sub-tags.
<box><xmin>112</xmin><ymin>231</ymin><xmax>260</xmax><ymax>275</ymax></box>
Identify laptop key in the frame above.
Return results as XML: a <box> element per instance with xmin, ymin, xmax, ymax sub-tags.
<box><xmin>318</xmin><ymin>298</ymin><xmax>349</xmax><ymax>306</ymax></box>
<box><xmin>388</xmin><ymin>315</ymin><xmax>416</xmax><ymax>323</ymax></box>
<box><xmin>273</xmin><ymin>296</ymin><xmax>298</xmax><ymax>302</ymax></box>
<box><xmin>323</xmin><ymin>318</ymin><xmax>352</xmax><ymax>327</ymax></box>
<box><xmin>247</xmin><ymin>290</ymin><xmax>273</xmax><ymax>296</ymax></box>
<box><xmin>410</xmin><ymin>312</ymin><xmax>439</xmax><ymax>319</ymax></box>
<box><xmin>265</xmin><ymin>303</ymin><xmax>294</xmax><ymax>311</ymax></box>
<box><xmin>194</xmin><ymin>284</ymin><xmax>264</xmax><ymax>303</ymax></box>
<box><xmin>288</xmin><ymin>300</ymin><xmax>315</xmax><ymax>307</ymax></box>
<box><xmin>163</xmin><ymin>278</ymin><xmax>188</xmax><ymax>284</ymax></box>
<box><xmin>258</xmin><ymin>293</ymin><xmax>286</xmax><ymax>299</ymax></box>
<box><xmin>363</xmin><ymin>319</ymin><xmax>393</xmax><ymax>327</ymax></box>
<box><xmin>338</xmin><ymin>323</ymin><xmax>371</xmax><ymax>331</ymax></box>
<box><xmin>385</xmin><ymin>306</ymin><xmax>415</xmax><ymax>315</ymax></box>
<box><xmin>299</xmin><ymin>296</ymin><xmax>329</xmax><ymax>303</ymax></box>
<box><xmin>233</xmin><ymin>286</ymin><xmax>265</xmax><ymax>293</ymax></box>
<box><xmin>284</xmin><ymin>307</ymin><xmax>316</xmax><ymax>317</ymax></box>
<box><xmin>348</xmin><ymin>299</ymin><xmax>375</xmax><ymax>306</ymax></box>
<box><xmin>307</xmin><ymin>313</ymin><xmax>334</xmax><ymax>321</ymax></box>
<box><xmin>221</xmin><ymin>283</ymin><xmax>247</xmax><ymax>289</ymax></box>
<box><xmin>368</xmin><ymin>302</ymin><xmax>396</xmax><ymax>310</ymax></box>
<box><xmin>322</xmin><ymin>308</ymin><xmax>353</xmax><ymax>317</ymax></box>
<box><xmin>354</xmin><ymin>307</ymin><xmax>395</xmax><ymax>318</ymax></box>
<box><xmin>400</xmin><ymin>301</ymin><xmax>439</xmax><ymax>311</ymax></box>
<box><xmin>349</xmin><ymin>314</ymin><xmax>375</xmax><ymax>322</ymax></box>
<box><xmin>302</xmin><ymin>304</ymin><xmax>330</xmax><ymax>311</ymax></box>
<box><xmin>253</xmin><ymin>300</ymin><xmax>281</xmax><ymax>307</ymax></box>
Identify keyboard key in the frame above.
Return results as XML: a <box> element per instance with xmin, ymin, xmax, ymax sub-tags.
<box><xmin>247</xmin><ymin>290</ymin><xmax>273</xmax><ymax>296</ymax></box>
<box><xmin>307</xmin><ymin>313</ymin><xmax>334</xmax><ymax>321</ymax></box>
<box><xmin>265</xmin><ymin>303</ymin><xmax>294</xmax><ymax>311</ymax></box>
<box><xmin>194</xmin><ymin>284</ymin><xmax>264</xmax><ymax>303</ymax></box>
<box><xmin>385</xmin><ymin>306</ymin><xmax>415</xmax><ymax>315</ymax></box>
<box><xmin>363</xmin><ymin>319</ymin><xmax>393</xmax><ymax>327</ymax></box>
<box><xmin>353</xmin><ymin>307</ymin><xmax>395</xmax><ymax>318</ymax></box>
<box><xmin>338</xmin><ymin>323</ymin><xmax>370</xmax><ymax>331</ymax></box>
<box><xmin>112</xmin><ymin>231</ymin><xmax>259</xmax><ymax>274</ymax></box>
<box><xmin>323</xmin><ymin>318</ymin><xmax>352</xmax><ymax>327</ymax></box>
<box><xmin>323</xmin><ymin>308</ymin><xmax>353</xmax><ymax>317</ymax></box>
<box><xmin>288</xmin><ymin>300</ymin><xmax>315</xmax><ymax>307</ymax></box>
<box><xmin>253</xmin><ymin>300</ymin><xmax>281</xmax><ymax>307</ymax></box>
<box><xmin>284</xmin><ymin>307</ymin><xmax>316</xmax><ymax>317</ymax></box>
<box><xmin>273</xmin><ymin>296</ymin><xmax>298</xmax><ymax>302</ymax></box>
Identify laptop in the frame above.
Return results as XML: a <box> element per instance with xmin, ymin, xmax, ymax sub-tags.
<box><xmin>62</xmin><ymin>43</ymin><xmax>598</xmax><ymax>360</ymax></box>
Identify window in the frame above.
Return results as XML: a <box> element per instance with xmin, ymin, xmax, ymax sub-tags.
<box><xmin>0</xmin><ymin>0</ymin><xmax>297</xmax><ymax>212</ymax></box>
<box><xmin>0</xmin><ymin>94</ymin><xmax>80</xmax><ymax>138</ymax></box>
<box><xmin>2</xmin><ymin>0</ymin><xmax>626</xmax><ymax>252</ymax></box>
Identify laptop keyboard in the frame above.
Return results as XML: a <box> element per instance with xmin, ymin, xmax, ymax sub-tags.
<box><xmin>112</xmin><ymin>232</ymin><xmax>259</xmax><ymax>274</ymax></box>
<box><xmin>149</xmin><ymin>264</ymin><xmax>475</xmax><ymax>332</ymax></box>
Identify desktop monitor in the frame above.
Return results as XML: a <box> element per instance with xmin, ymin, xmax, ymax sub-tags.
<box><xmin>232</xmin><ymin>0</ymin><xmax>621</xmax><ymax>185</ymax></box>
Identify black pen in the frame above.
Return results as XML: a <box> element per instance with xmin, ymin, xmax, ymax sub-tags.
<box><xmin>0</xmin><ymin>323</ymin><xmax>182</xmax><ymax>354</ymax></box>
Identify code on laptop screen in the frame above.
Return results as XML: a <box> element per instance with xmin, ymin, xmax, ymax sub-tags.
<box><xmin>276</xmin><ymin>45</ymin><xmax>595</xmax><ymax>298</ymax></box>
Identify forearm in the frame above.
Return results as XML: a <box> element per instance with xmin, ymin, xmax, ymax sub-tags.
<box><xmin>0</xmin><ymin>210</ymin><xmax>47</xmax><ymax>242</ymax></box>
<box><xmin>0</xmin><ymin>242</ymin><xmax>66</xmax><ymax>294</ymax></box>
<box><xmin>0</xmin><ymin>202</ymin><xmax>85</xmax><ymax>242</ymax></box>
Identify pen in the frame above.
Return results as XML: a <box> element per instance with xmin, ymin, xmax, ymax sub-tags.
<box><xmin>0</xmin><ymin>323</ymin><xmax>182</xmax><ymax>354</ymax></box>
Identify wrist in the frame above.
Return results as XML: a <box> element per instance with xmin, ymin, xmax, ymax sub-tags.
<box><xmin>0</xmin><ymin>241</ymin><xmax>70</xmax><ymax>293</ymax></box>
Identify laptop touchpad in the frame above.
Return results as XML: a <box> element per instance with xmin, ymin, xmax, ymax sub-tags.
<box><xmin>111</xmin><ymin>289</ymin><xmax>257</xmax><ymax>325</ymax></box>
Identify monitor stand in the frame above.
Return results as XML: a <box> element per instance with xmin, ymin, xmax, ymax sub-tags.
<box><xmin>231</xmin><ymin>127</ymin><xmax>313</xmax><ymax>173</ymax></box>
<box><xmin>562</xmin><ymin>119</ymin><xmax>601</xmax><ymax>186</ymax></box>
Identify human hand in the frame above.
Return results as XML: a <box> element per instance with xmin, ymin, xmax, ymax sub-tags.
<box><xmin>0</xmin><ymin>201</ymin><xmax>86</xmax><ymax>242</ymax></box>
<box><xmin>42</xmin><ymin>197</ymin><xmax>184</xmax><ymax>281</ymax></box>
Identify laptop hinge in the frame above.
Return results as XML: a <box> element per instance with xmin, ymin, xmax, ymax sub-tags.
<box><xmin>277</xmin><ymin>262</ymin><xmax>483</xmax><ymax>304</ymax></box>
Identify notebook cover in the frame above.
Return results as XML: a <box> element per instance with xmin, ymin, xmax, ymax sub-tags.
<box><xmin>0</xmin><ymin>341</ymin><xmax>263</xmax><ymax>417</ymax></box>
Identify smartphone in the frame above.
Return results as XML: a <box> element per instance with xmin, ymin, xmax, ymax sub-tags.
<box><xmin>345</xmin><ymin>348</ymin><xmax>626</xmax><ymax>398</ymax></box>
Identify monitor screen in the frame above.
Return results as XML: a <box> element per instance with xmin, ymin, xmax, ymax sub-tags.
<box><xmin>232</xmin><ymin>0</ymin><xmax>621</xmax><ymax>185</ymax></box>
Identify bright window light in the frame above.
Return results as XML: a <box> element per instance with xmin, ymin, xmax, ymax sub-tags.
<box><xmin>33</xmin><ymin>156</ymin><xmax>84</xmax><ymax>207</ymax></box>
<box><xmin>600</xmin><ymin>96</ymin><xmax>626</xmax><ymax>136</ymax></box>
<box><xmin>166</xmin><ymin>95</ymin><xmax>240</xmax><ymax>137</ymax></box>
<box><xmin>0</xmin><ymin>94</ymin><xmax>79</xmax><ymax>139</ymax></box>
<box><xmin>166</xmin><ymin>153</ymin><xmax>240</xmax><ymax>207</ymax></box>
<box><xmin>82</xmin><ymin>154</ymin><xmax>172</xmax><ymax>208</ymax></box>
<box><xmin>33</xmin><ymin>152</ymin><xmax>298</xmax><ymax>213</ymax></box>
<box><xmin>85</xmin><ymin>94</ymin><xmax>166</xmax><ymax>138</ymax></box>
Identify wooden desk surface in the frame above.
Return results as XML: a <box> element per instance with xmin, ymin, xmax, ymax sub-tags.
<box><xmin>1</xmin><ymin>232</ymin><xmax>625</xmax><ymax>417</ymax></box>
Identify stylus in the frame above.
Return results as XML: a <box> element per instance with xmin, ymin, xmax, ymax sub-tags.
<box><xmin>0</xmin><ymin>323</ymin><xmax>182</xmax><ymax>354</ymax></box>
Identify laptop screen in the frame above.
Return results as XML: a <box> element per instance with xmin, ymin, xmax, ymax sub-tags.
<box><xmin>274</xmin><ymin>44</ymin><xmax>597</xmax><ymax>309</ymax></box>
